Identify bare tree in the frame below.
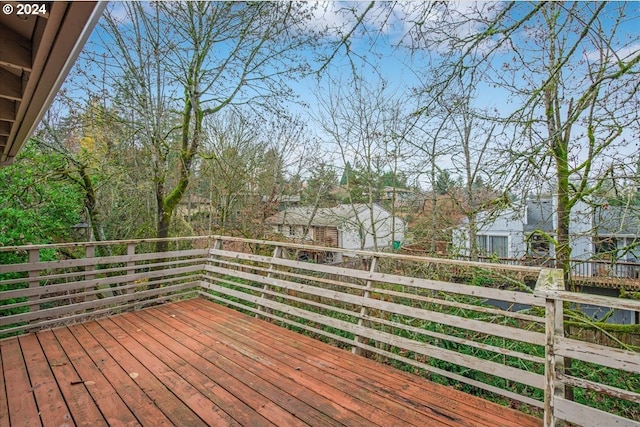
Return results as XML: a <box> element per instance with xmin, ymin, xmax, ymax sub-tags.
<box><xmin>95</xmin><ymin>2</ymin><xmax>318</xmax><ymax>251</ymax></box>
<box><xmin>315</xmin><ymin>77</ymin><xmax>412</xmax><ymax>251</ymax></box>
<box><xmin>406</xmin><ymin>2</ymin><xmax>640</xmax><ymax>286</ymax></box>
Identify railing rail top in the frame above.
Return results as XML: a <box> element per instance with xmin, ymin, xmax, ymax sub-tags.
<box><xmin>208</xmin><ymin>235</ymin><xmax>548</xmax><ymax>274</ymax></box>
<box><xmin>0</xmin><ymin>235</ymin><xmax>218</xmax><ymax>252</ymax></box>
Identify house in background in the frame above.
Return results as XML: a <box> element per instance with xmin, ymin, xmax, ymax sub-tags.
<box><xmin>453</xmin><ymin>195</ymin><xmax>640</xmax><ymax>266</ymax></box>
<box><xmin>265</xmin><ymin>203</ymin><xmax>405</xmax><ymax>262</ymax></box>
<box><xmin>453</xmin><ymin>195</ymin><xmax>640</xmax><ymax>324</ymax></box>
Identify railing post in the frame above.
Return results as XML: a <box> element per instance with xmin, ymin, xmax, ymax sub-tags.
<box><xmin>28</xmin><ymin>246</ymin><xmax>40</xmax><ymax>326</ymax></box>
<box><xmin>127</xmin><ymin>243</ymin><xmax>136</xmax><ymax>295</ymax></box>
<box><xmin>85</xmin><ymin>245</ymin><xmax>96</xmax><ymax>302</ymax></box>
<box><xmin>257</xmin><ymin>246</ymin><xmax>282</xmax><ymax>319</ymax></box>
<box><xmin>352</xmin><ymin>256</ymin><xmax>379</xmax><ymax>355</ymax></box>
<box><xmin>535</xmin><ymin>268</ymin><xmax>565</xmax><ymax>427</ymax></box>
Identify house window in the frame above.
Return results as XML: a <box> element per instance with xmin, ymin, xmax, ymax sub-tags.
<box><xmin>289</xmin><ymin>225</ymin><xmax>295</xmax><ymax>236</ymax></box>
<box><xmin>477</xmin><ymin>235</ymin><xmax>508</xmax><ymax>258</ymax></box>
<box><xmin>277</xmin><ymin>224</ymin><xmax>283</xmax><ymax>233</ymax></box>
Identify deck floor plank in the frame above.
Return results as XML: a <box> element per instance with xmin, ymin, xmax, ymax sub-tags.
<box><xmin>107</xmin><ymin>313</ymin><xmax>310</xmax><ymax>427</ymax></box>
<box><xmin>134</xmin><ymin>308</ymin><xmax>345</xmax><ymax>426</ymax></box>
<box><xmin>90</xmin><ymin>317</ymin><xmax>265</xmax><ymax>427</ymax></box>
<box><xmin>1</xmin><ymin>298</ymin><xmax>544</xmax><ymax>427</ymax></box>
<box><xmin>50</xmin><ymin>326</ymin><xmax>140</xmax><ymax>426</ymax></box>
<box><xmin>35</xmin><ymin>330</ymin><xmax>107</xmax><ymax>427</ymax></box>
<box><xmin>18</xmin><ymin>334</ymin><xmax>73</xmax><ymax>427</ymax></box>
<box><xmin>149</xmin><ymin>305</ymin><xmax>409</xmax><ymax>427</ymax></box>
<box><xmin>159</xmin><ymin>301</ymin><xmax>460</xmax><ymax>427</ymax></box>
<box><xmin>188</xmin><ymin>298</ymin><xmax>542</xmax><ymax>427</ymax></box>
<box><xmin>1</xmin><ymin>338</ymin><xmax>41</xmax><ymax>427</ymax></box>
<box><xmin>68</xmin><ymin>323</ymin><xmax>195</xmax><ymax>427</ymax></box>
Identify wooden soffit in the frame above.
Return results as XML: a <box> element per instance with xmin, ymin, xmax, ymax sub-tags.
<box><xmin>0</xmin><ymin>1</ymin><xmax>106</xmax><ymax>166</ymax></box>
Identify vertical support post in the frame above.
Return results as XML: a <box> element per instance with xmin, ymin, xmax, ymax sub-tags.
<box><xmin>84</xmin><ymin>245</ymin><xmax>96</xmax><ymax>302</ymax></box>
<box><xmin>257</xmin><ymin>246</ymin><xmax>282</xmax><ymax>319</ymax></box>
<box><xmin>536</xmin><ymin>268</ymin><xmax>565</xmax><ymax>427</ymax></box>
<box><xmin>202</xmin><ymin>239</ymin><xmax>223</xmax><ymax>295</ymax></box>
<box><xmin>28</xmin><ymin>246</ymin><xmax>40</xmax><ymax>326</ymax></box>
<box><xmin>352</xmin><ymin>256</ymin><xmax>379</xmax><ymax>355</ymax></box>
<box><xmin>127</xmin><ymin>243</ymin><xmax>136</xmax><ymax>295</ymax></box>
<box><xmin>544</xmin><ymin>295</ymin><xmax>565</xmax><ymax>427</ymax></box>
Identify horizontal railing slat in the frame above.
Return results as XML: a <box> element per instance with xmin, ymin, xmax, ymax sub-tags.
<box><xmin>1</xmin><ymin>280</ymin><xmax>198</xmax><ymax>328</ymax></box>
<box><xmin>555</xmin><ymin>336</ymin><xmax>640</xmax><ymax>374</ymax></box>
<box><xmin>0</xmin><ymin>257</ymin><xmax>208</xmax><ymax>287</ymax></box>
<box><xmin>535</xmin><ymin>289</ymin><xmax>640</xmax><ymax>312</ymax></box>
<box><xmin>1</xmin><ymin>264</ymin><xmax>203</xmax><ymax>300</ymax></box>
<box><xmin>210</xmin><ymin>256</ymin><xmax>544</xmax><ymax>324</ymax></box>
<box><xmin>209</xmin><ymin>248</ymin><xmax>544</xmax><ymax>306</ymax></box>
<box><xmin>554</xmin><ymin>397</ymin><xmax>640</xmax><ymax>427</ymax></box>
<box><xmin>204</xmin><ymin>264</ymin><xmax>546</xmax><ymax>347</ymax></box>
<box><xmin>557</xmin><ymin>373</ymin><xmax>640</xmax><ymax>404</ymax></box>
<box><xmin>1</xmin><ymin>274</ymin><xmax>202</xmax><ymax>312</ymax></box>
<box><xmin>0</xmin><ymin>249</ymin><xmax>209</xmax><ymax>274</ymax></box>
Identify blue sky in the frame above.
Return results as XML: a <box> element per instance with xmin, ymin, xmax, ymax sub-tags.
<box><xmin>62</xmin><ymin>1</ymin><xmax>640</xmax><ymax>191</ymax></box>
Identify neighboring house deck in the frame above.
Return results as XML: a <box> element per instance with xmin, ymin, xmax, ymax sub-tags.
<box><xmin>1</xmin><ymin>236</ymin><xmax>638</xmax><ymax>427</ymax></box>
<box><xmin>454</xmin><ymin>197</ymin><xmax>640</xmax><ymax>292</ymax></box>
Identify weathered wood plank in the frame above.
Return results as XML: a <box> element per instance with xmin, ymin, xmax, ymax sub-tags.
<box><xmin>35</xmin><ymin>330</ymin><xmax>107</xmax><ymax>427</ymax></box>
<box><xmin>50</xmin><ymin>327</ymin><xmax>140</xmax><ymax>426</ymax></box>
<box><xmin>188</xmin><ymin>298</ymin><xmax>544</xmax><ymax>427</ymax></box>
<box><xmin>0</xmin><ymin>339</ymin><xmax>41</xmax><ymax>427</ymax></box>
<box><xmin>202</xmin><ymin>280</ymin><xmax>545</xmax><ymax>389</ymax></box>
<box><xmin>554</xmin><ymin>396</ymin><xmax>640</xmax><ymax>427</ymax></box>
<box><xmin>139</xmin><ymin>308</ymin><xmax>371</xmax><ymax>426</ymax></box>
<box><xmin>0</xmin><ymin>346</ymin><xmax>8</xmax><ymax>427</ymax></box>
<box><xmin>203</xmin><ymin>265</ymin><xmax>545</xmax><ymax>346</ymax></box>
<box><xmin>557</xmin><ymin>373</ymin><xmax>640</xmax><ymax>404</ymax></box>
<box><xmin>0</xmin><ymin>256</ymin><xmax>208</xmax><ymax>288</ymax></box>
<box><xmin>207</xmin><ymin>236</ymin><xmax>544</xmax><ymax>273</ymax></box>
<box><xmin>208</xmin><ymin>248</ymin><xmax>543</xmax><ymax>306</ymax></box>
<box><xmin>1</xmin><ymin>290</ymin><xmax>198</xmax><ymax>336</ymax></box>
<box><xmin>1</xmin><ymin>264</ymin><xmax>202</xmax><ymax>301</ymax></box>
<box><xmin>199</xmin><ymin>289</ymin><xmax>546</xmax><ymax>410</ymax></box>
<box><xmin>535</xmin><ymin>289</ymin><xmax>640</xmax><ymax>312</ymax></box>
<box><xmin>72</xmin><ymin>322</ymin><xmax>209</xmax><ymax>427</ymax></box>
<box><xmin>173</xmin><ymin>300</ymin><xmax>503</xmax><ymax>427</ymax></box>
<box><xmin>18</xmin><ymin>334</ymin><xmax>73</xmax><ymax>427</ymax></box>
<box><xmin>1</xmin><ymin>280</ymin><xmax>197</xmax><ymax>326</ymax></box>
<box><xmin>156</xmin><ymin>302</ymin><xmax>445</xmax><ymax>427</ymax></box>
<box><xmin>0</xmin><ymin>298</ymin><xmax>547</xmax><ymax>427</ymax></box>
<box><xmin>555</xmin><ymin>336</ymin><xmax>640</xmax><ymax>374</ymax></box>
<box><xmin>103</xmin><ymin>315</ymin><xmax>309</xmax><ymax>427</ymax></box>
<box><xmin>100</xmin><ymin>316</ymin><xmax>291</xmax><ymax>427</ymax></box>
<box><xmin>1</xmin><ymin>248</ymin><xmax>208</xmax><ymax>274</ymax></box>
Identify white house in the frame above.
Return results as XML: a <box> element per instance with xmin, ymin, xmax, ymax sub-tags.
<box><xmin>454</xmin><ymin>196</ymin><xmax>640</xmax><ymax>269</ymax></box>
<box><xmin>454</xmin><ymin>195</ymin><xmax>640</xmax><ymax>324</ymax></box>
<box><xmin>265</xmin><ymin>203</ymin><xmax>405</xmax><ymax>256</ymax></box>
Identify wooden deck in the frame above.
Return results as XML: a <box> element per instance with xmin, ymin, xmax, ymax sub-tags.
<box><xmin>1</xmin><ymin>298</ymin><xmax>542</xmax><ymax>427</ymax></box>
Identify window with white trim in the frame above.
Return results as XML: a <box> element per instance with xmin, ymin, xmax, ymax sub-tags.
<box><xmin>477</xmin><ymin>235</ymin><xmax>508</xmax><ymax>258</ymax></box>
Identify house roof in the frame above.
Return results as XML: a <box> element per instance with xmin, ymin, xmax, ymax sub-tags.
<box><xmin>0</xmin><ymin>1</ymin><xmax>106</xmax><ymax>166</ymax></box>
<box><xmin>265</xmin><ymin>204</ymin><xmax>385</xmax><ymax>227</ymax></box>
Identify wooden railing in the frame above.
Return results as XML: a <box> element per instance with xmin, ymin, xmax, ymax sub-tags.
<box><xmin>1</xmin><ymin>236</ymin><xmax>639</xmax><ymax>427</ymax></box>
<box><xmin>0</xmin><ymin>236</ymin><xmax>211</xmax><ymax>336</ymax></box>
